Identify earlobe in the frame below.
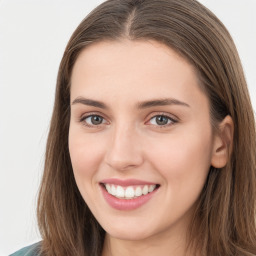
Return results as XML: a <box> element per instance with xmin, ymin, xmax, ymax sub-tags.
<box><xmin>211</xmin><ymin>115</ymin><xmax>234</xmax><ymax>168</ymax></box>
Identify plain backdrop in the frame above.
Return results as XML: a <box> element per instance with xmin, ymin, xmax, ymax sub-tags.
<box><xmin>0</xmin><ymin>1</ymin><xmax>255</xmax><ymax>255</ymax></box>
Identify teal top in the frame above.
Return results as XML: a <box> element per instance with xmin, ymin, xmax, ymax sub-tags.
<box><xmin>9</xmin><ymin>242</ymin><xmax>41</xmax><ymax>256</ymax></box>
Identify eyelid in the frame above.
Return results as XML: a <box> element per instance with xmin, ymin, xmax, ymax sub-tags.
<box><xmin>145</xmin><ymin>112</ymin><xmax>178</xmax><ymax>127</ymax></box>
<box><xmin>77</xmin><ymin>111</ymin><xmax>178</xmax><ymax>128</ymax></box>
<box><xmin>79</xmin><ymin>112</ymin><xmax>109</xmax><ymax>127</ymax></box>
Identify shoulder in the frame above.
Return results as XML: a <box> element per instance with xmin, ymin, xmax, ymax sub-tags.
<box><xmin>9</xmin><ymin>242</ymin><xmax>42</xmax><ymax>256</ymax></box>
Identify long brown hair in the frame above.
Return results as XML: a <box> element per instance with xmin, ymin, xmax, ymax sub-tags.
<box><xmin>37</xmin><ymin>0</ymin><xmax>256</xmax><ymax>255</ymax></box>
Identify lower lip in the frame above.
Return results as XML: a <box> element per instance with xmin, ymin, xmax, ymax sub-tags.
<box><xmin>100</xmin><ymin>185</ymin><xmax>159</xmax><ymax>211</ymax></box>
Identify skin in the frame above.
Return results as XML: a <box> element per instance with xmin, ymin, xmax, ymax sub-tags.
<box><xmin>69</xmin><ymin>40</ymin><xmax>233</xmax><ymax>256</ymax></box>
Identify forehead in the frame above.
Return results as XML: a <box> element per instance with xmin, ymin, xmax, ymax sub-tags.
<box><xmin>70</xmin><ymin>40</ymin><xmax>207</xmax><ymax>109</ymax></box>
<box><xmin>71</xmin><ymin>40</ymin><xmax>194</xmax><ymax>81</ymax></box>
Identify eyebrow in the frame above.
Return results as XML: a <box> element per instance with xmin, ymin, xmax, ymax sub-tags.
<box><xmin>72</xmin><ymin>97</ymin><xmax>108</xmax><ymax>109</ymax></box>
<box><xmin>71</xmin><ymin>97</ymin><xmax>190</xmax><ymax>109</ymax></box>
<box><xmin>137</xmin><ymin>98</ymin><xmax>190</xmax><ymax>109</ymax></box>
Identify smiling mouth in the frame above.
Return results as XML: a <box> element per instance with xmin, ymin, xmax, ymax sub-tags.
<box><xmin>100</xmin><ymin>183</ymin><xmax>160</xmax><ymax>199</ymax></box>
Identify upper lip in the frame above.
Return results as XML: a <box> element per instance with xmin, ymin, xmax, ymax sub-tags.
<box><xmin>100</xmin><ymin>178</ymin><xmax>158</xmax><ymax>186</ymax></box>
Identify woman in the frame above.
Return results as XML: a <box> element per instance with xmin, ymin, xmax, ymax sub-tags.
<box><xmin>11</xmin><ymin>0</ymin><xmax>256</xmax><ymax>255</ymax></box>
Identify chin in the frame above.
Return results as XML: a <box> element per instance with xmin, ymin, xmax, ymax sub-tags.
<box><xmin>101</xmin><ymin>219</ymin><xmax>158</xmax><ymax>241</ymax></box>
<box><xmin>107</xmin><ymin>228</ymin><xmax>152</xmax><ymax>241</ymax></box>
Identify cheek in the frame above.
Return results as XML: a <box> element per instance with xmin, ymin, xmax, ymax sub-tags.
<box><xmin>68</xmin><ymin>130</ymin><xmax>105</xmax><ymax>189</ymax></box>
<box><xmin>146</xmin><ymin>128</ymin><xmax>213</xmax><ymax>197</ymax></box>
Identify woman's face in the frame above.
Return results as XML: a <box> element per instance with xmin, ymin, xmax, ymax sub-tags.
<box><xmin>69</xmin><ymin>40</ymin><xmax>221</xmax><ymax>242</ymax></box>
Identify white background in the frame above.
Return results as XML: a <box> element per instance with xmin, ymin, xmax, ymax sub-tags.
<box><xmin>0</xmin><ymin>1</ymin><xmax>255</xmax><ymax>255</ymax></box>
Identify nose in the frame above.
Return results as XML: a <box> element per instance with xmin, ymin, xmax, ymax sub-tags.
<box><xmin>104</xmin><ymin>125</ymin><xmax>144</xmax><ymax>171</ymax></box>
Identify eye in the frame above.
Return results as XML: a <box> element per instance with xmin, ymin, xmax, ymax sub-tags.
<box><xmin>81</xmin><ymin>115</ymin><xmax>107</xmax><ymax>126</ymax></box>
<box><xmin>149</xmin><ymin>115</ymin><xmax>176</xmax><ymax>126</ymax></box>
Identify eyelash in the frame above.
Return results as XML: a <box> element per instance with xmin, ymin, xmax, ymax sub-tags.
<box><xmin>79</xmin><ymin>113</ymin><xmax>178</xmax><ymax>128</ymax></box>
<box><xmin>147</xmin><ymin>114</ymin><xmax>177</xmax><ymax>128</ymax></box>
<box><xmin>79</xmin><ymin>113</ymin><xmax>108</xmax><ymax>128</ymax></box>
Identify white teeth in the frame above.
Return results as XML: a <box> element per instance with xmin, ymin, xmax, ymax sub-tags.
<box><xmin>106</xmin><ymin>184</ymin><xmax>111</xmax><ymax>193</ymax></box>
<box><xmin>116</xmin><ymin>185</ymin><xmax>125</xmax><ymax>197</ymax></box>
<box><xmin>111</xmin><ymin>185</ymin><xmax>116</xmax><ymax>196</ymax></box>
<box><xmin>104</xmin><ymin>184</ymin><xmax>157</xmax><ymax>199</ymax></box>
<box><xmin>142</xmin><ymin>185</ymin><xmax>149</xmax><ymax>195</ymax></box>
<box><xmin>149</xmin><ymin>185</ymin><xmax>156</xmax><ymax>192</ymax></box>
<box><xmin>125</xmin><ymin>186</ymin><xmax>135</xmax><ymax>198</ymax></box>
<box><xmin>135</xmin><ymin>186</ymin><xmax>142</xmax><ymax>197</ymax></box>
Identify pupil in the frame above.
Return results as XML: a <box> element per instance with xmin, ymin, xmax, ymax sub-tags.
<box><xmin>92</xmin><ymin>116</ymin><xmax>102</xmax><ymax>125</ymax></box>
<box><xmin>156</xmin><ymin>116</ymin><xmax>168</xmax><ymax>125</ymax></box>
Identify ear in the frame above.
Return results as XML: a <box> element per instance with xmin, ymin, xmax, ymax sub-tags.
<box><xmin>211</xmin><ymin>115</ymin><xmax>234</xmax><ymax>168</ymax></box>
